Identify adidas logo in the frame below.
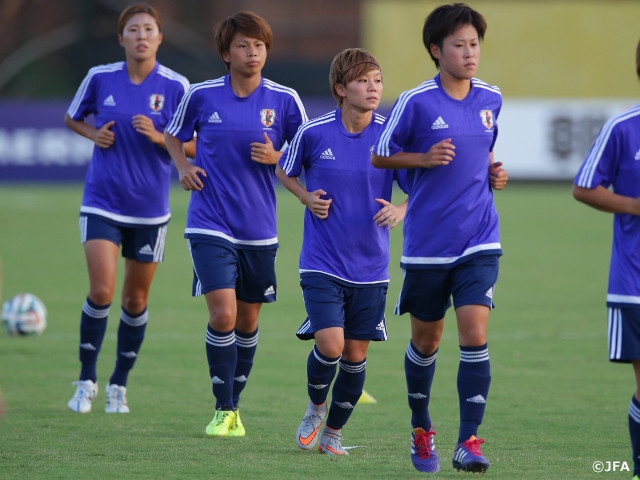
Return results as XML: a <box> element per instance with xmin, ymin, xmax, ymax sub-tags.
<box><xmin>79</xmin><ymin>343</ymin><xmax>96</xmax><ymax>351</ymax></box>
<box><xmin>208</xmin><ymin>112</ymin><xmax>222</xmax><ymax>123</ymax></box>
<box><xmin>635</xmin><ymin>149</ymin><xmax>640</xmax><ymax>160</ymax></box>
<box><xmin>466</xmin><ymin>394</ymin><xmax>486</xmax><ymax>404</ymax></box>
<box><xmin>103</xmin><ymin>95</ymin><xmax>116</xmax><ymax>106</ymax></box>
<box><xmin>138</xmin><ymin>244</ymin><xmax>154</xmax><ymax>255</ymax></box>
<box><xmin>485</xmin><ymin>287</ymin><xmax>494</xmax><ymax>299</ymax></box>
<box><xmin>264</xmin><ymin>285</ymin><xmax>276</xmax><ymax>296</ymax></box>
<box><xmin>211</xmin><ymin>376</ymin><xmax>224</xmax><ymax>384</ymax></box>
<box><xmin>234</xmin><ymin>375</ymin><xmax>248</xmax><ymax>383</ymax></box>
<box><xmin>320</xmin><ymin>148</ymin><xmax>336</xmax><ymax>160</ymax></box>
<box><xmin>120</xmin><ymin>351</ymin><xmax>138</xmax><ymax>359</ymax></box>
<box><xmin>376</xmin><ymin>320</ymin><xmax>385</xmax><ymax>331</ymax></box>
<box><xmin>408</xmin><ymin>392</ymin><xmax>427</xmax><ymax>399</ymax></box>
<box><xmin>431</xmin><ymin>116</ymin><xmax>449</xmax><ymax>130</ymax></box>
<box><xmin>335</xmin><ymin>401</ymin><xmax>355</xmax><ymax>409</ymax></box>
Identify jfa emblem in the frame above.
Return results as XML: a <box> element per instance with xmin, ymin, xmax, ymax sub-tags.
<box><xmin>260</xmin><ymin>109</ymin><xmax>276</xmax><ymax>127</ymax></box>
<box><xmin>150</xmin><ymin>94</ymin><xmax>165</xmax><ymax>112</ymax></box>
<box><xmin>480</xmin><ymin>110</ymin><xmax>493</xmax><ymax>129</ymax></box>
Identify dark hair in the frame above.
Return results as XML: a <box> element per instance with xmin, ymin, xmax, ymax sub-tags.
<box><xmin>213</xmin><ymin>11</ymin><xmax>273</xmax><ymax>71</ymax></box>
<box><xmin>118</xmin><ymin>3</ymin><xmax>162</xmax><ymax>35</ymax></box>
<box><xmin>423</xmin><ymin>3</ymin><xmax>486</xmax><ymax>68</ymax></box>
<box><xmin>636</xmin><ymin>38</ymin><xmax>640</xmax><ymax>81</ymax></box>
<box><xmin>329</xmin><ymin>48</ymin><xmax>380</xmax><ymax>107</ymax></box>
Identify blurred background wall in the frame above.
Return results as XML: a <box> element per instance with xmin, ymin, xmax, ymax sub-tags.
<box><xmin>1</xmin><ymin>0</ymin><xmax>639</xmax><ymax>180</ymax></box>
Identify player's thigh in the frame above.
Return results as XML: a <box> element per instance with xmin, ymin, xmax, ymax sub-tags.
<box><xmin>236</xmin><ymin>248</ymin><xmax>277</xmax><ymax>304</ymax></box>
<box><xmin>189</xmin><ymin>240</ymin><xmax>238</xmax><ymax>295</ymax></box>
<box><xmin>398</xmin><ymin>269</ymin><xmax>452</xmax><ymax>321</ymax></box>
<box><xmin>344</xmin><ymin>284</ymin><xmax>388</xmax><ymax>341</ymax></box>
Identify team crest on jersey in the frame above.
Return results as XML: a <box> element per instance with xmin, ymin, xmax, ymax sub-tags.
<box><xmin>480</xmin><ymin>110</ymin><xmax>494</xmax><ymax>129</ymax></box>
<box><xmin>149</xmin><ymin>94</ymin><xmax>165</xmax><ymax>112</ymax></box>
<box><xmin>260</xmin><ymin>109</ymin><xmax>276</xmax><ymax>127</ymax></box>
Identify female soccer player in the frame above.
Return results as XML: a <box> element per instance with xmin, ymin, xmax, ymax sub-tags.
<box><xmin>371</xmin><ymin>3</ymin><xmax>508</xmax><ymax>474</ymax></box>
<box><xmin>164</xmin><ymin>11</ymin><xmax>307</xmax><ymax>437</ymax></box>
<box><xmin>573</xmin><ymin>38</ymin><xmax>640</xmax><ymax>480</ymax></box>
<box><xmin>65</xmin><ymin>3</ymin><xmax>194</xmax><ymax>414</ymax></box>
<box><xmin>276</xmin><ymin>48</ymin><xmax>408</xmax><ymax>455</ymax></box>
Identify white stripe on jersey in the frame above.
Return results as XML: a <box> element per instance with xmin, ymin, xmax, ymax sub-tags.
<box><xmin>157</xmin><ymin>64</ymin><xmax>189</xmax><ymax>92</ymax></box>
<box><xmin>607</xmin><ymin>293</ymin><xmax>640</xmax><ymax>305</ymax></box>
<box><xmin>184</xmin><ymin>227</ymin><xmax>277</xmax><ymax>247</ymax></box>
<box><xmin>281</xmin><ymin>112</ymin><xmax>336</xmax><ymax>173</ymax></box>
<box><xmin>576</xmin><ymin>106</ymin><xmax>640</xmax><ymax>187</ymax></box>
<box><xmin>608</xmin><ymin>307</ymin><xmax>622</xmax><ymax>360</ymax></box>
<box><xmin>166</xmin><ymin>78</ymin><xmax>225</xmax><ymax>135</ymax></box>
<box><xmin>376</xmin><ymin>79</ymin><xmax>438</xmax><ymax>157</ymax></box>
<box><xmin>79</xmin><ymin>206</ymin><xmax>170</xmax><ymax>226</ymax></box>
<box><xmin>401</xmin><ymin>242</ymin><xmax>501</xmax><ymax>266</ymax></box>
<box><xmin>263</xmin><ymin>78</ymin><xmax>309</xmax><ymax>123</ymax></box>
<box><xmin>471</xmin><ymin>78</ymin><xmax>502</xmax><ymax>95</ymax></box>
<box><xmin>67</xmin><ymin>62</ymin><xmax>123</xmax><ymax>117</ymax></box>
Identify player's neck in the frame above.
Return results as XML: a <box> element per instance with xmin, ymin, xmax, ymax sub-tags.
<box><xmin>340</xmin><ymin>104</ymin><xmax>373</xmax><ymax>133</ymax></box>
<box><xmin>229</xmin><ymin>72</ymin><xmax>261</xmax><ymax>98</ymax></box>
<box><xmin>126</xmin><ymin>58</ymin><xmax>156</xmax><ymax>85</ymax></box>
<box><xmin>438</xmin><ymin>71</ymin><xmax>471</xmax><ymax>100</ymax></box>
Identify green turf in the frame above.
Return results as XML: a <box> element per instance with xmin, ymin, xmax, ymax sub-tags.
<box><xmin>0</xmin><ymin>183</ymin><xmax>632</xmax><ymax>479</ymax></box>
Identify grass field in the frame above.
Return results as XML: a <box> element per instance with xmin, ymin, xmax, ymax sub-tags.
<box><xmin>0</xmin><ymin>182</ymin><xmax>632</xmax><ymax>479</ymax></box>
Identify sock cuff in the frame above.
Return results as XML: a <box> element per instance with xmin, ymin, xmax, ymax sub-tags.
<box><xmin>312</xmin><ymin>345</ymin><xmax>341</xmax><ymax>366</ymax></box>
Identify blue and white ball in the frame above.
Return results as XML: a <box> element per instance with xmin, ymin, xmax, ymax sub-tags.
<box><xmin>2</xmin><ymin>293</ymin><xmax>47</xmax><ymax>336</ymax></box>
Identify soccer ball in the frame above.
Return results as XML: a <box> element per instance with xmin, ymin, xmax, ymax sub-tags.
<box><xmin>1</xmin><ymin>293</ymin><xmax>47</xmax><ymax>336</ymax></box>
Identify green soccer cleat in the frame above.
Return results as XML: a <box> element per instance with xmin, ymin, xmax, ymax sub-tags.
<box><xmin>227</xmin><ymin>409</ymin><xmax>245</xmax><ymax>437</ymax></box>
<box><xmin>206</xmin><ymin>409</ymin><xmax>236</xmax><ymax>437</ymax></box>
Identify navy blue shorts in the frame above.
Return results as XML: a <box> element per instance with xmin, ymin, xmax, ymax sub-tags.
<box><xmin>296</xmin><ymin>273</ymin><xmax>388</xmax><ymax>341</ymax></box>
<box><xmin>188</xmin><ymin>239</ymin><xmax>277</xmax><ymax>303</ymax></box>
<box><xmin>79</xmin><ymin>214</ymin><xmax>167</xmax><ymax>263</ymax></box>
<box><xmin>397</xmin><ymin>255</ymin><xmax>499</xmax><ymax>322</ymax></box>
<box><xmin>607</xmin><ymin>306</ymin><xmax>640</xmax><ymax>363</ymax></box>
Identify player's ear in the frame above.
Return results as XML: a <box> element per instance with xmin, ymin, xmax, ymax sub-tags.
<box><xmin>429</xmin><ymin>43</ymin><xmax>441</xmax><ymax>60</ymax></box>
<box><xmin>335</xmin><ymin>83</ymin><xmax>347</xmax><ymax>99</ymax></box>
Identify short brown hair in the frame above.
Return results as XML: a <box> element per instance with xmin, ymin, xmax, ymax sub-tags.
<box><xmin>213</xmin><ymin>11</ymin><xmax>273</xmax><ymax>71</ymax></box>
<box><xmin>423</xmin><ymin>3</ymin><xmax>486</xmax><ymax>69</ymax></box>
<box><xmin>118</xmin><ymin>3</ymin><xmax>162</xmax><ymax>35</ymax></box>
<box><xmin>636</xmin><ymin>38</ymin><xmax>640</xmax><ymax>80</ymax></box>
<box><xmin>329</xmin><ymin>48</ymin><xmax>380</xmax><ymax>107</ymax></box>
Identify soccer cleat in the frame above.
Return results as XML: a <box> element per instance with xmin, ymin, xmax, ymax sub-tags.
<box><xmin>452</xmin><ymin>435</ymin><xmax>490</xmax><ymax>473</ymax></box>
<box><xmin>205</xmin><ymin>409</ymin><xmax>236</xmax><ymax>437</ymax></box>
<box><xmin>105</xmin><ymin>384</ymin><xmax>130</xmax><ymax>413</ymax></box>
<box><xmin>296</xmin><ymin>401</ymin><xmax>327</xmax><ymax>450</ymax></box>
<box><xmin>227</xmin><ymin>409</ymin><xmax>245</xmax><ymax>437</ymax></box>
<box><xmin>318</xmin><ymin>426</ymin><xmax>348</xmax><ymax>455</ymax></box>
<box><xmin>411</xmin><ymin>427</ymin><xmax>439</xmax><ymax>472</ymax></box>
<box><xmin>67</xmin><ymin>380</ymin><xmax>98</xmax><ymax>413</ymax></box>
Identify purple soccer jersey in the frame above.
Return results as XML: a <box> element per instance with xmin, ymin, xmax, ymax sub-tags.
<box><xmin>166</xmin><ymin>75</ymin><xmax>307</xmax><ymax>247</ymax></box>
<box><xmin>279</xmin><ymin>109</ymin><xmax>407</xmax><ymax>283</ymax></box>
<box><xmin>574</xmin><ymin>103</ymin><xmax>640</xmax><ymax>305</ymax></box>
<box><xmin>68</xmin><ymin>61</ymin><xmax>189</xmax><ymax>225</ymax></box>
<box><xmin>374</xmin><ymin>74</ymin><xmax>502</xmax><ymax>269</ymax></box>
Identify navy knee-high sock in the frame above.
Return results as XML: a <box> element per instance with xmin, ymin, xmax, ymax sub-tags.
<box><xmin>205</xmin><ymin>325</ymin><xmax>237</xmax><ymax>410</ymax></box>
<box><xmin>405</xmin><ymin>341</ymin><xmax>437</xmax><ymax>430</ymax></box>
<box><xmin>233</xmin><ymin>328</ymin><xmax>258</xmax><ymax>408</ymax></box>
<box><xmin>457</xmin><ymin>343</ymin><xmax>491</xmax><ymax>443</ymax></box>
<box><xmin>307</xmin><ymin>345</ymin><xmax>340</xmax><ymax>407</ymax></box>
<box><xmin>629</xmin><ymin>395</ymin><xmax>640</xmax><ymax>476</ymax></box>
<box><xmin>78</xmin><ymin>297</ymin><xmax>110</xmax><ymax>382</ymax></box>
<box><xmin>326</xmin><ymin>358</ymin><xmax>366</xmax><ymax>430</ymax></box>
<box><xmin>109</xmin><ymin>307</ymin><xmax>148</xmax><ymax>387</ymax></box>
